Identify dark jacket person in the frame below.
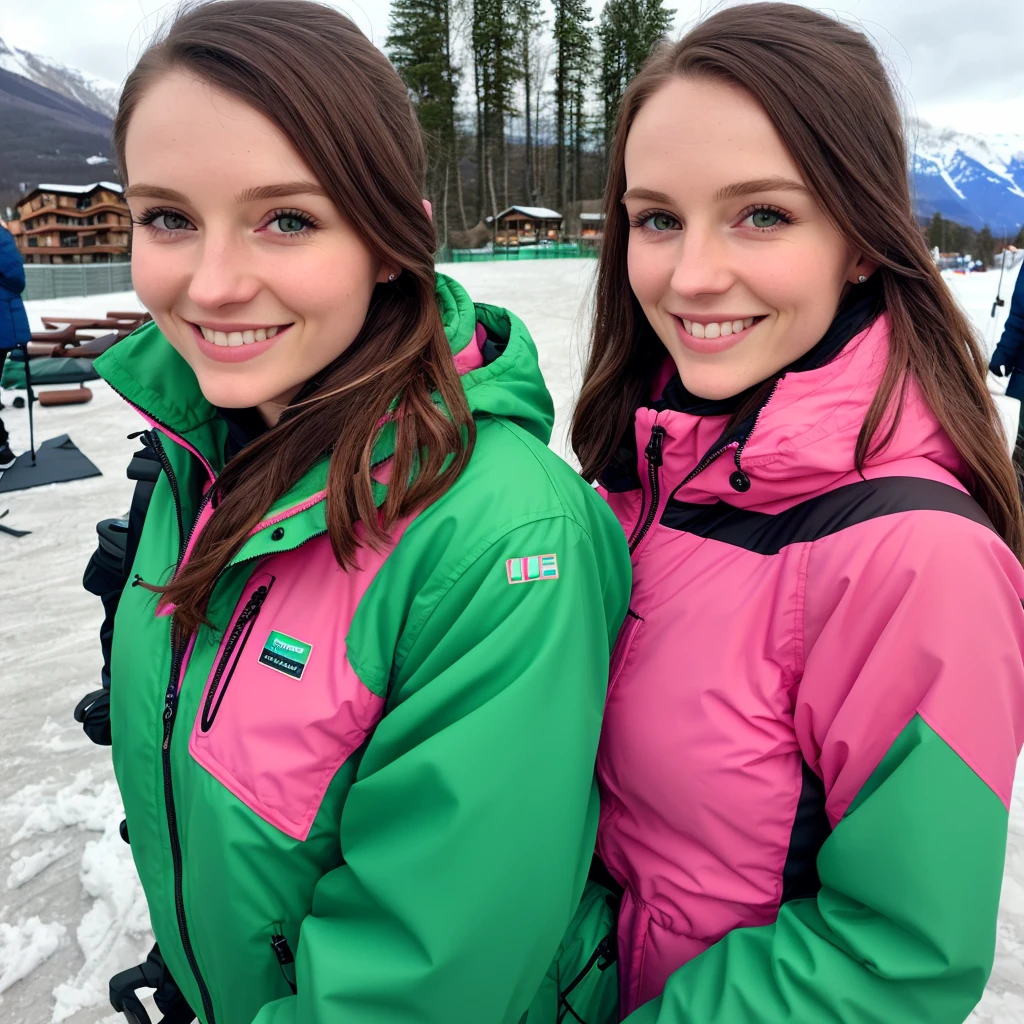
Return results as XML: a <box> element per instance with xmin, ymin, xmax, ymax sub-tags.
<box><xmin>989</xmin><ymin>263</ymin><xmax>1024</xmax><ymax>402</ymax></box>
<box><xmin>0</xmin><ymin>222</ymin><xmax>28</xmax><ymax>466</ymax></box>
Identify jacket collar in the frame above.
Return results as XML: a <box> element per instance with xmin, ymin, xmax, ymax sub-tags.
<box><xmin>609</xmin><ymin>290</ymin><xmax>966</xmax><ymax>511</ymax></box>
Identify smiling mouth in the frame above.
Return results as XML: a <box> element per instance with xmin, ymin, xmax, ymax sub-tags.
<box><xmin>193</xmin><ymin>323</ymin><xmax>293</xmax><ymax>347</ymax></box>
<box><xmin>677</xmin><ymin>315</ymin><xmax>767</xmax><ymax>340</ymax></box>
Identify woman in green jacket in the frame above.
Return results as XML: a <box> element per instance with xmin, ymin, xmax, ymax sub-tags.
<box><xmin>97</xmin><ymin>2</ymin><xmax>629</xmax><ymax>1021</ymax></box>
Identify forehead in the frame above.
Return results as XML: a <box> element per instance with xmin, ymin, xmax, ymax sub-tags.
<box><xmin>123</xmin><ymin>71</ymin><xmax>313</xmax><ymax>194</ymax></box>
<box><xmin>624</xmin><ymin>77</ymin><xmax>804</xmax><ymax>196</ymax></box>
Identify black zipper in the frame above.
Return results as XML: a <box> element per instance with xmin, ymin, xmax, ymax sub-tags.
<box><xmin>200</xmin><ymin>581</ymin><xmax>272</xmax><ymax>731</ymax></box>
<box><xmin>628</xmin><ymin>425</ymin><xmax>666</xmax><ymax>554</ymax></box>
<box><xmin>557</xmin><ymin>935</ymin><xmax>616</xmax><ymax>1024</ymax></box>
<box><xmin>146</xmin><ymin>430</ymin><xmax>184</xmax><ymax>556</ymax></box>
<box><xmin>271</xmin><ymin>931</ymin><xmax>297</xmax><ymax>995</ymax></box>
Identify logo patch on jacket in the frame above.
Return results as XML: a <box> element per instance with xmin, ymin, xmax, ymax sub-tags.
<box><xmin>506</xmin><ymin>553</ymin><xmax>559</xmax><ymax>584</ymax></box>
<box><xmin>259</xmin><ymin>631</ymin><xmax>313</xmax><ymax>679</ymax></box>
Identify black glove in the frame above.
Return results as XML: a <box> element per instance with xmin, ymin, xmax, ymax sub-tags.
<box><xmin>109</xmin><ymin>943</ymin><xmax>196</xmax><ymax>1024</ymax></box>
<box><xmin>74</xmin><ymin>688</ymin><xmax>111</xmax><ymax>746</ymax></box>
<box><xmin>990</xmin><ymin>359</ymin><xmax>1008</xmax><ymax>378</ymax></box>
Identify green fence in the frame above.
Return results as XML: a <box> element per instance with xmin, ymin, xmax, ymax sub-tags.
<box><xmin>438</xmin><ymin>243</ymin><xmax>599</xmax><ymax>264</ymax></box>
<box><xmin>23</xmin><ymin>261</ymin><xmax>134</xmax><ymax>301</ymax></box>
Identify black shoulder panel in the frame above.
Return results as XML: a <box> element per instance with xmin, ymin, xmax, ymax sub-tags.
<box><xmin>661</xmin><ymin>477</ymin><xmax>993</xmax><ymax>554</ymax></box>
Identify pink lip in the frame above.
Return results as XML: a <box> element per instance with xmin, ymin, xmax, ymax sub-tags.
<box><xmin>189</xmin><ymin>322</ymin><xmax>292</xmax><ymax>363</ymax></box>
<box><xmin>672</xmin><ymin>315</ymin><xmax>764</xmax><ymax>355</ymax></box>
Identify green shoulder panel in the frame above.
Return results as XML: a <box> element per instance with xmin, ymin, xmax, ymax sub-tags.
<box><xmin>626</xmin><ymin>714</ymin><xmax>1008</xmax><ymax>1024</ymax></box>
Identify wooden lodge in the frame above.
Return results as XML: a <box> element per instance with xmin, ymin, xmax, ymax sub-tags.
<box><xmin>10</xmin><ymin>182</ymin><xmax>131</xmax><ymax>264</ymax></box>
<box><xmin>489</xmin><ymin>206</ymin><xmax>563</xmax><ymax>246</ymax></box>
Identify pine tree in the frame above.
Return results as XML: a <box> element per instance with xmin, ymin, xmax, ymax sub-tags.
<box><xmin>510</xmin><ymin>0</ymin><xmax>544</xmax><ymax>202</ymax></box>
<box><xmin>1014</xmin><ymin>225</ymin><xmax>1024</xmax><ymax>249</ymax></box>
<box><xmin>926</xmin><ymin>211</ymin><xmax>944</xmax><ymax>252</ymax></box>
<box><xmin>552</xmin><ymin>0</ymin><xmax>592</xmax><ymax>216</ymax></box>
<box><xmin>978</xmin><ymin>224</ymin><xmax>995</xmax><ymax>267</ymax></box>
<box><xmin>387</xmin><ymin>0</ymin><xmax>460</xmax><ymax>241</ymax></box>
<box><xmin>472</xmin><ymin>0</ymin><xmax>520</xmax><ymax>222</ymax></box>
<box><xmin>599</xmin><ymin>0</ymin><xmax>674</xmax><ymax>149</ymax></box>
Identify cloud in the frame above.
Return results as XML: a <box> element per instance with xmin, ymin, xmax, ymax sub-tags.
<box><xmin>1</xmin><ymin>0</ymin><xmax>1020</xmax><ymax>134</ymax></box>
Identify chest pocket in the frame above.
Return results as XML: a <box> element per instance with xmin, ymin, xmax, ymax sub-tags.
<box><xmin>188</xmin><ymin>543</ymin><xmax>386</xmax><ymax>841</ymax></box>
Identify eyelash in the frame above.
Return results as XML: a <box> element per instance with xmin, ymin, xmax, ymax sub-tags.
<box><xmin>628</xmin><ymin>204</ymin><xmax>795</xmax><ymax>234</ymax></box>
<box><xmin>131</xmin><ymin>206</ymin><xmax>321</xmax><ymax>237</ymax></box>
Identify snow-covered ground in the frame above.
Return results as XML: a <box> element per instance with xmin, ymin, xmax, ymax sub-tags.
<box><xmin>0</xmin><ymin>259</ymin><xmax>1022</xmax><ymax>1023</ymax></box>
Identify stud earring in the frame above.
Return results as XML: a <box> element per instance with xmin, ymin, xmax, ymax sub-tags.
<box><xmin>857</xmin><ymin>274</ymin><xmax>867</xmax><ymax>283</ymax></box>
<box><xmin>388</xmin><ymin>273</ymin><xmax>396</xmax><ymax>282</ymax></box>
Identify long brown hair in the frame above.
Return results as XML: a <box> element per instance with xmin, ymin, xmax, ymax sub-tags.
<box><xmin>114</xmin><ymin>0</ymin><xmax>475</xmax><ymax>635</ymax></box>
<box><xmin>573</xmin><ymin>1</ymin><xmax>1024</xmax><ymax>559</ymax></box>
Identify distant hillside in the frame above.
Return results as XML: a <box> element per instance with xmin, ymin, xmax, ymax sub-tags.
<box><xmin>910</xmin><ymin>121</ymin><xmax>1024</xmax><ymax>235</ymax></box>
<box><xmin>0</xmin><ymin>66</ymin><xmax>114</xmax><ymax>215</ymax></box>
<box><xmin>0</xmin><ymin>37</ymin><xmax>119</xmax><ymax>119</ymax></box>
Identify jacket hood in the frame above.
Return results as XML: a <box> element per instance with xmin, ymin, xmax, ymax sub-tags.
<box><xmin>95</xmin><ymin>272</ymin><xmax>555</xmax><ymax>479</ymax></box>
<box><xmin>623</xmin><ymin>313</ymin><xmax>967</xmax><ymax>513</ymax></box>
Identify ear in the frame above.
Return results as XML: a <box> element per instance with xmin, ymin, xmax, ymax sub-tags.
<box><xmin>376</xmin><ymin>263</ymin><xmax>400</xmax><ymax>284</ymax></box>
<box><xmin>849</xmin><ymin>256</ymin><xmax>879</xmax><ymax>284</ymax></box>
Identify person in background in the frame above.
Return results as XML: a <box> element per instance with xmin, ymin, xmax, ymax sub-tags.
<box><xmin>988</xmin><ymin>246</ymin><xmax>1024</xmax><ymax>460</ymax></box>
<box><xmin>571</xmin><ymin>4</ymin><xmax>1024</xmax><ymax>1022</ymax></box>
<box><xmin>0</xmin><ymin>219</ymin><xmax>29</xmax><ymax>468</ymax></box>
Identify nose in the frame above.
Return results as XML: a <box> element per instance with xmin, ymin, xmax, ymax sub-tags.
<box><xmin>186</xmin><ymin>230</ymin><xmax>262</xmax><ymax>311</ymax></box>
<box><xmin>668</xmin><ymin>222</ymin><xmax>735</xmax><ymax>300</ymax></box>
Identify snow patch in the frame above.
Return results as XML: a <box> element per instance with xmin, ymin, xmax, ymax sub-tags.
<box><xmin>85</xmin><ymin>155</ymin><xmax>109</xmax><ymax>166</ymax></box>
<box><xmin>6</xmin><ymin>770</ymin><xmax>120</xmax><ymax>844</ymax></box>
<box><xmin>7</xmin><ymin>840</ymin><xmax>71</xmax><ymax>890</ymax></box>
<box><xmin>0</xmin><ymin>916</ymin><xmax>67</xmax><ymax>995</ymax></box>
<box><xmin>50</xmin><ymin>820</ymin><xmax>151</xmax><ymax>1023</ymax></box>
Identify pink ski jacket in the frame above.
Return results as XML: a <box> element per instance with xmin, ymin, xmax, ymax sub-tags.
<box><xmin>596</xmin><ymin>307</ymin><xmax>1024</xmax><ymax>1023</ymax></box>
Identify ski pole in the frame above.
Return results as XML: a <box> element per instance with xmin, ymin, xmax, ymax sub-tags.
<box><xmin>992</xmin><ymin>247</ymin><xmax>1011</xmax><ymax>319</ymax></box>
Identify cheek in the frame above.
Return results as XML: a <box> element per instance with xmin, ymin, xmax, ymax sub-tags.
<box><xmin>130</xmin><ymin>242</ymin><xmax>183</xmax><ymax>311</ymax></box>
<box><xmin>627</xmin><ymin>240</ymin><xmax>670</xmax><ymax>307</ymax></box>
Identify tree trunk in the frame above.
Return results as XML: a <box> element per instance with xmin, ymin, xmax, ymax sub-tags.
<box><xmin>455</xmin><ymin>141</ymin><xmax>469</xmax><ymax>231</ymax></box>
<box><xmin>523</xmin><ymin>31</ymin><xmax>533</xmax><ymax>202</ymax></box>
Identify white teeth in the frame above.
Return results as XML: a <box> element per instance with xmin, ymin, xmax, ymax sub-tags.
<box><xmin>681</xmin><ymin>317</ymin><xmax>760</xmax><ymax>340</ymax></box>
<box><xmin>198</xmin><ymin>324</ymin><xmax>285</xmax><ymax>346</ymax></box>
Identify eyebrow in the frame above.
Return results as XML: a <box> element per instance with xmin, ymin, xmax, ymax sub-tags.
<box><xmin>621</xmin><ymin>177</ymin><xmax>809</xmax><ymax>205</ymax></box>
<box><xmin>123</xmin><ymin>181</ymin><xmax>329</xmax><ymax>204</ymax></box>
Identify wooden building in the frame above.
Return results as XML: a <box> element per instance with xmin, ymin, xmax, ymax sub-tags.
<box><xmin>490</xmin><ymin>206</ymin><xmax>563</xmax><ymax>246</ymax></box>
<box><xmin>11</xmin><ymin>182</ymin><xmax>131</xmax><ymax>264</ymax></box>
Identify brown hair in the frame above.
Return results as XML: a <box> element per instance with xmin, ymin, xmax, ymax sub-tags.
<box><xmin>573</xmin><ymin>1</ymin><xmax>1024</xmax><ymax>559</ymax></box>
<box><xmin>114</xmin><ymin>0</ymin><xmax>475</xmax><ymax>635</ymax></box>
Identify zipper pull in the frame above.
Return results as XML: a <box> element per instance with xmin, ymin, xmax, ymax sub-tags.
<box><xmin>271</xmin><ymin>934</ymin><xmax>294</xmax><ymax>966</ymax></box>
<box><xmin>162</xmin><ymin>696</ymin><xmax>175</xmax><ymax>750</ymax></box>
<box><xmin>645</xmin><ymin>425</ymin><xmax>666</xmax><ymax>467</ymax></box>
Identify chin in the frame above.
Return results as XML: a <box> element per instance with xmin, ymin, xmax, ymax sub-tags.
<box><xmin>677</xmin><ymin>368</ymin><xmax>753</xmax><ymax>402</ymax></box>
<box><xmin>190</xmin><ymin>369</ymin><xmax>277</xmax><ymax>411</ymax></box>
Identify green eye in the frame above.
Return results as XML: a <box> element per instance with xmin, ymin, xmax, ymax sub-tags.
<box><xmin>276</xmin><ymin>215</ymin><xmax>307</xmax><ymax>233</ymax></box>
<box><xmin>645</xmin><ymin>213</ymin><xmax>677</xmax><ymax>231</ymax></box>
<box><xmin>751</xmin><ymin>209</ymin><xmax>781</xmax><ymax>229</ymax></box>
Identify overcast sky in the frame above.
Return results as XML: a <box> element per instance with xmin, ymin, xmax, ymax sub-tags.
<box><xmin>2</xmin><ymin>0</ymin><xmax>1022</xmax><ymax>136</ymax></box>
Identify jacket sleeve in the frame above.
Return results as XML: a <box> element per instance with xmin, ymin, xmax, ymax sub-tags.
<box><xmin>0</xmin><ymin>228</ymin><xmax>26</xmax><ymax>294</ymax></box>
<box><xmin>624</xmin><ymin>510</ymin><xmax>1024</xmax><ymax>1024</ymax></box>
<box><xmin>251</xmin><ymin>513</ymin><xmax>630</xmax><ymax>1024</ymax></box>
<box><xmin>991</xmin><ymin>268</ymin><xmax>1024</xmax><ymax>373</ymax></box>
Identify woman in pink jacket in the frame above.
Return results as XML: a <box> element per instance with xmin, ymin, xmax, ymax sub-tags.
<box><xmin>572</xmin><ymin>3</ymin><xmax>1024</xmax><ymax>1021</ymax></box>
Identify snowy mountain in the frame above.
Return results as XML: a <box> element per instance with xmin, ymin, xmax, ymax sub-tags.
<box><xmin>0</xmin><ymin>36</ymin><xmax>120</xmax><ymax>120</ymax></box>
<box><xmin>910</xmin><ymin>121</ymin><xmax>1024</xmax><ymax>234</ymax></box>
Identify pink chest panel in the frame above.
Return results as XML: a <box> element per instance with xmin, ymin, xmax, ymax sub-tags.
<box><xmin>596</xmin><ymin>525</ymin><xmax>808</xmax><ymax>1011</ymax></box>
<box><xmin>187</xmin><ymin>533</ymin><xmax>400</xmax><ymax>841</ymax></box>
